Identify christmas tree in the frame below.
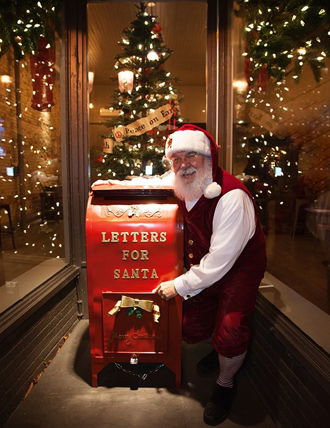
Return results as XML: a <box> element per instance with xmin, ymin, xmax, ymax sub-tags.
<box><xmin>96</xmin><ymin>2</ymin><xmax>185</xmax><ymax>180</ymax></box>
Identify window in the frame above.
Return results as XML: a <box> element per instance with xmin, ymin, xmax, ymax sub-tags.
<box><xmin>231</xmin><ymin>1</ymin><xmax>330</xmax><ymax>315</ymax></box>
<box><xmin>0</xmin><ymin>36</ymin><xmax>65</xmax><ymax>314</ymax></box>
<box><xmin>87</xmin><ymin>1</ymin><xmax>207</xmax><ymax>183</ymax></box>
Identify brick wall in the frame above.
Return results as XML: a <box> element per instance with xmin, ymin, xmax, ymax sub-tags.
<box><xmin>0</xmin><ymin>279</ymin><xmax>79</xmax><ymax>427</ymax></box>
<box><xmin>0</xmin><ymin>45</ymin><xmax>61</xmax><ymax>227</ymax></box>
<box><xmin>244</xmin><ymin>296</ymin><xmax>330</xmax><ymax>428</ymax></box>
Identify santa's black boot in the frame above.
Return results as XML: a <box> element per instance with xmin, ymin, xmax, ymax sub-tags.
<box><xmin>203</xmin><ymin>383</ymin><xmax>236</xmax><ymax>426</ymax></box>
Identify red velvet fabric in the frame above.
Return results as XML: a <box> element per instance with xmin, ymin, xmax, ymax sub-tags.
<box><xmin>178</xmin><ymin>167</ymin><xmax>267</xmax><ymax>357</ymax></box>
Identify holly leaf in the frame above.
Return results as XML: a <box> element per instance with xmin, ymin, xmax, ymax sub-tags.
<box><xmin>126</xmin><ymin>307</ymin><xmax>135</xmax><ymax>317</ymax></box>
<box><xmin>135</xmin><ymin>307</ymin><xmax>143</xmax><ymax>319</ymax></box>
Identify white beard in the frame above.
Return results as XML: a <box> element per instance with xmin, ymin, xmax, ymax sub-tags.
<box><xmin>173</xmin><ymin>159</ymin><xmax>212</xmax><ymax>202</ymax></box>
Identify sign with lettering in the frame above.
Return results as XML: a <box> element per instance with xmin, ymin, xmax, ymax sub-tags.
<box><xmin>248</xmin><ymin>107</ymin><xmax>278</xmax><ymax>133</ymax></box>
<box><xmin>112</xmin><ymin>103</ymin><xmax>173</xmax><ymax>142</ymax></box>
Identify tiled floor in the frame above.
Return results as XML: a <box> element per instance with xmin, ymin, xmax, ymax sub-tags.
<box><xmin>3</xmin><ymin>320</ymin><xmax>277</xmax><ymax>428</ymax></box>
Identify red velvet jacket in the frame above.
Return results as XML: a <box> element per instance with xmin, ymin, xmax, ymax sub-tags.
<box><xmin>178</xmin><ymin>167</ymin><xmax>267</xmax><ymax>279</ymax></box>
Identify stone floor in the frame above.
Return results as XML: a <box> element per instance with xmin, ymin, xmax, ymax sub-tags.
<box><xmin>3</xmin><ymin>320</ymin><xmax>277</xmax><ymax>428</ymax></box>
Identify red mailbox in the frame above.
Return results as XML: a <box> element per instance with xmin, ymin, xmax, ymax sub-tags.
<box><xmin>86</xmin><ymin>182</ymin><xmax>183</xmax><ymax>388</ymax></box>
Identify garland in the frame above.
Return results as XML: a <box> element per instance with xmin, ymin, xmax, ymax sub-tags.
<box><xmin>236</xmin><ymin>0</ymin><xmax>330</xmax><ymax>83</ymax></box>
<box><xmin>0</xmin><ymin>0</ymin><xmax>61</xmax><ymax>59</ymax></box>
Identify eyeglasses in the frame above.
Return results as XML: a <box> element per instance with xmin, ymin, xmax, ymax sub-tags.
<box><xmin>171</xmin><ymin>152</ymin><xmax>202</xmax><ymax>167</ymax></box>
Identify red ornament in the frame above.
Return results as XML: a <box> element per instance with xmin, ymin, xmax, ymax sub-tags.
<box><xmin>96</xmin><ymin>156</ymin><xmax>103</xmax><ymax>162</ymax></box>
<box><xmin>244</xmin><ymin>57</ymin><xmax>251</xmax><ymax>92</ymax></box>
<box><xmin>258</xmin><ymin>64</ymin><xmax>269</xmax><ymax>92</ymax></box>
<box><xmin>152</xmin><ymin>24</ymin><xmax>162</xmax><ymax>34</ymax></box>
<box><xmin>30</xmin><ymin>37</ymin><xmax>56</xmax><ymax>112</ymax></box>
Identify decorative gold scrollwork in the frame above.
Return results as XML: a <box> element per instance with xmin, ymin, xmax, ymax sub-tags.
<box><xmin>106</xmin><ymin>205</ymin><xmax>162</xmax><ymax>218</ymax></box>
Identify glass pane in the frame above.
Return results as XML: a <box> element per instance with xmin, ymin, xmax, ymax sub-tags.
<box><xmin>0</xmin><ymin>37</ymin><xmax>65</xmax><ymax>313</ymax></box>
<box><xmin>87</xmin><ymin>1</ymin><xmax>207</xmax><ymax>183</ymax></box>
<box><xmin>232</xmin><ymin>2</ymin><xmax>330</xmax><ymax>314</ymax></box>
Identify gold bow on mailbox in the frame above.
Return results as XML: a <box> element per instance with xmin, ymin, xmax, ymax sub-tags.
<box><xmin>108</xmin><ymin>295</ymin><xmax>161</xmax><ymax>323</ymax></box>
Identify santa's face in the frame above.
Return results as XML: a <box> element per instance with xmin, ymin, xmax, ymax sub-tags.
<box><xmin>170</xmin><ymin>151</ymin><xmax>212</xmax><ymax>201</ymax></box>
<box><xmin>171</xmin><ymin>151</ymin><xmax>205</xmax><ymax>181</ymax></box>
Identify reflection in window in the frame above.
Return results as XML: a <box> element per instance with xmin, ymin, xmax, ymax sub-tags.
<box><xmin>0</xmin><ymin>39</ymin><xmax>65</xmax><ymax>313</ymax></box>
<box><xmin>232</xmin><ymin>2</ymin><xmax>330</xmax><ymax>314</ymax></box>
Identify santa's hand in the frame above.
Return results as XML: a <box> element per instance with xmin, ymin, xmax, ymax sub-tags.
<box><xmin>152</xmin><ymin>280</ymin><xmax>178</xmax><ymax>301</ymax></box>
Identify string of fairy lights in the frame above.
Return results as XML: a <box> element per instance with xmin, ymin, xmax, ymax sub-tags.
<box><xmin>0</xmin><ymin>75</ymin><xmax>63</xmax><ymax>256</ymax></box>
<box><xmin>234</xmin><ymin>0</ymin><xmax>330</xmax><ymax>208</ymax></box>
<box><xmin>0</xmin><ymin>0</ymin><xmax>63</xmax><ymax>257</ymax></box>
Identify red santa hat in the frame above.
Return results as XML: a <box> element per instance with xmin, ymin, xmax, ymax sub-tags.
<box><xmin>165</xmin><ymin>124</ymin><xmax>222</xmax><ymax>199</ymax></box>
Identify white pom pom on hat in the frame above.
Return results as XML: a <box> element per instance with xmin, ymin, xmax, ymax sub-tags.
<box><xmin>165</xmin><ymin>125</ymin><xmax>222</xmax><ymax>199</ymax></box>
<box><xmin>204</xmin><ymin>181</ymin><xmax>222</xmax><ymax>199</ymax></box>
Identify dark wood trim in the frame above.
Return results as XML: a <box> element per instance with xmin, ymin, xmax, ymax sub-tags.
<box><xmin>256</xmin><ymin>293</ymin><xmax>330</xmax><ymax>395</ymax></box>
<box><xmin>207</xmin><ymin>0</ymin><xmax>231</xmax><ymax>169</ymax></box>
<box><xmin>65</xmin><ymin>0</ymin><xmax>90</xmax><ymax>316</ymax></box>
<box><xmin>0</xmin><ymin>265</ymin><xmax>80</xmax><ymax>341</ymax></box>
<box><xmin>217</xmin><ymin>0</ymin><xmax>230</xmax><ymax>170</ymax></box>
<box><xmin>206</xmin><ymin>0</ymin><xmax>218</xmax><ymax>141</ymax></box>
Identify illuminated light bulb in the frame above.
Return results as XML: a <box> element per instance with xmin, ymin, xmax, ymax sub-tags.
<box><xmin>147</xmin><ymin>50</ymin><xmax>158</xmax><ymax>61</ymax></box>
<box><xmin>0</xmin><ymin>75</ymin><xmax>12</xmax><ymax>84</ymax></box>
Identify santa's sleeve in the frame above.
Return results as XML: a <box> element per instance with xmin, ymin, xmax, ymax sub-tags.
<box><xmin>174</xmin><ymin>189</ymin><xmax>255</xmax><ymax>300</ymax></box>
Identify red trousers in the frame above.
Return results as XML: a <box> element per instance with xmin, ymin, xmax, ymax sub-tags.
<box><xmin>182</xmin><ymin>268</ymin><xmax>264</xmax><ymax>358</ymax></box>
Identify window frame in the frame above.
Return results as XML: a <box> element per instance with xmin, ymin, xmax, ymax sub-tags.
<box><xmin>0</xmin><ymin>0</ymin><xmax>88</xmax><ymax>340</ymax></box>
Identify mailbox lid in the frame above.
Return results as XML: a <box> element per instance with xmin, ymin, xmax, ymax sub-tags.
<box><xmin>90</xmin><ymin>181</ymin><xmax>175</xmax><ymax>202</ymax></box>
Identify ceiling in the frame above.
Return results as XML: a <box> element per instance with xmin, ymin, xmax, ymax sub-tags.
<box><xmin>87</xmin><ymin>1</ymin><xmax>207</xmax><ymax>87</ymax></box>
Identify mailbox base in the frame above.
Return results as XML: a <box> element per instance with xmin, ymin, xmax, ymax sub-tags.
<box><xmin>90</xmin><ymin>353</ymin><xmax>181</xmax><ymax>389</ymax></box>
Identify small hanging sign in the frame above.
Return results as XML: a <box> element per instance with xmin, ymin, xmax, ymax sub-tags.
<box><xmin>103</xmin><ymin>138</ymin><xmax>115</xmax><ymax>153</ymax></box>
<box><xmin>112</xmin><ymin>103</ymin><xmax>173</xmax><ymax>142</ymax></box>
